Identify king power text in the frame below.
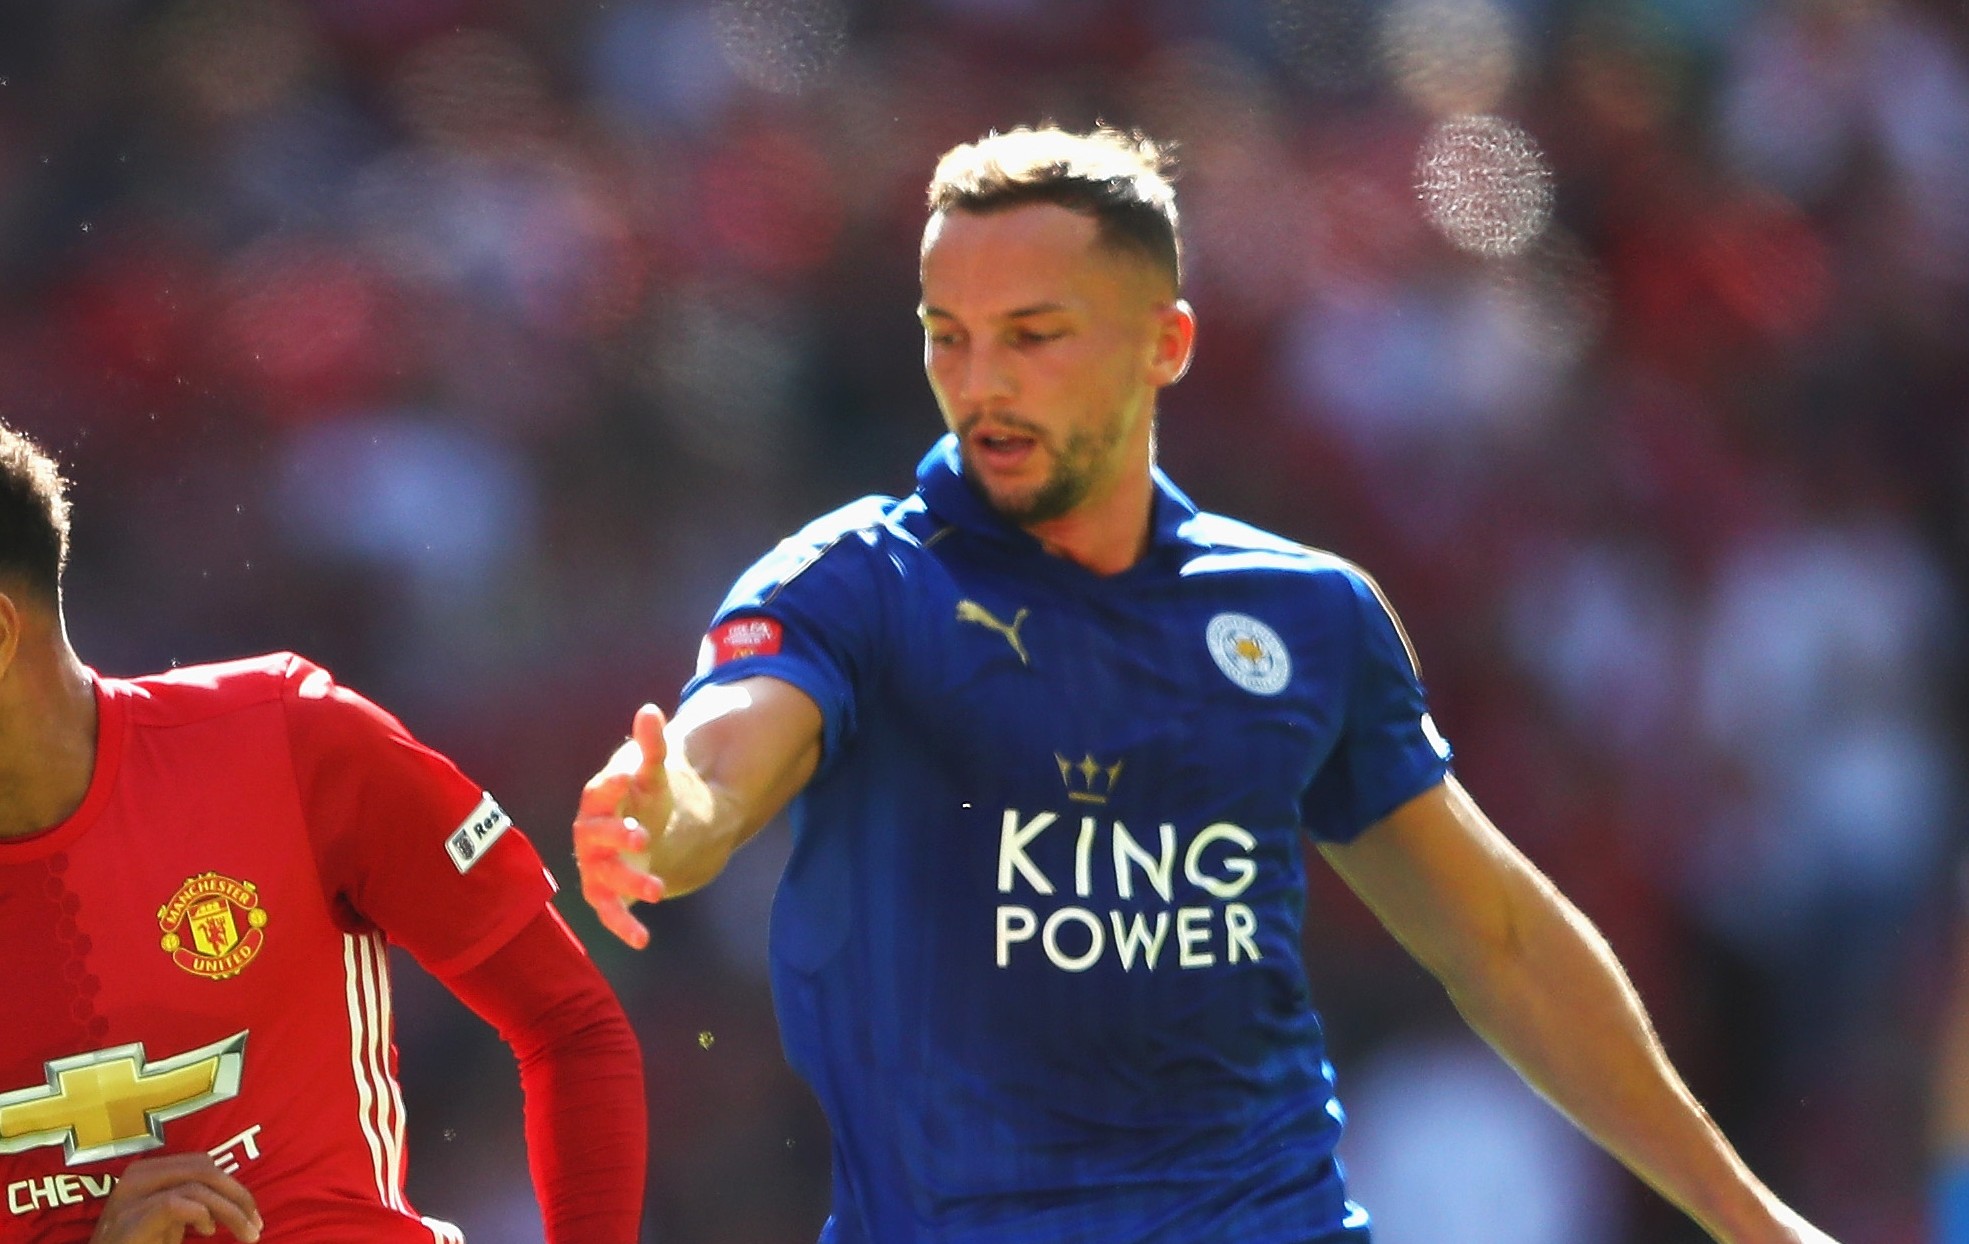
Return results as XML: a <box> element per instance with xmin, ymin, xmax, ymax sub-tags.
<box><xmin>993</xmin><ymin>810</ymin><xmax>1262</xmax><ymax>973</ymax></box>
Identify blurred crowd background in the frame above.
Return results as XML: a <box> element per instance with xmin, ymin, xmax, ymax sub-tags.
<box><xmin>3</xmin><ymin>0</ymin><xmax>1965</xmax><ymax>1240</ymax></box>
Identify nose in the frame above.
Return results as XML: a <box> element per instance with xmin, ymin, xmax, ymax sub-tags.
<box><xmin>949</xmin><ymin>340</ymin><xmax>1012</xmax><ymax>409</ymax></box>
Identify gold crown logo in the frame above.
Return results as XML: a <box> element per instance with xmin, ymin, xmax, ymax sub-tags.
<box><xmin>1055</xmin><ymin>752</ymin><xmax>1124</xmax><ymax>805</ymax></box>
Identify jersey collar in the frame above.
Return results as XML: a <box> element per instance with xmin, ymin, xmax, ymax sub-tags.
<box><xmin>914</xmin><ymin>434</ymin><xmax>1200</xmax><ymax>562</ymax></box>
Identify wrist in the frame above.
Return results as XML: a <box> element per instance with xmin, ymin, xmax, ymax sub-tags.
<box><xmin>1684</xmin><ymin>1167</ymin><xmax>1787</xmax><ymax>1244</ymax></box>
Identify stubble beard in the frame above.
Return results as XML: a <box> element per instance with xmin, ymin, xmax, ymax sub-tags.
<box><xmin>960</xmin><ymin>416</ymin><xmax>1124</xmax><ymax>528</ymax></box>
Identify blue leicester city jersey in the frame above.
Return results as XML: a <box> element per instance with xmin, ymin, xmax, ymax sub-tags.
<box><xmin>684</xmin><ymin>437</ymin><xmax>1453</xmax><ymax>1244</ymax></box>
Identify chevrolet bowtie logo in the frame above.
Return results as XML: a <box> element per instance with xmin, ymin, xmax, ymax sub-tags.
<box><xmin>955</xmin><ymin>599</ymin><xmax>1030</xmax><ymax>666</ymax></box>
<box><xmin>0</xmin><ymin>1031</ymin><xmax>247</xmax><ymax>1165</ymax></box>
<box><xmin>1056</xmin><ymin>753</ymin><xmax>1124</xmax><ymax>804</ymax></box>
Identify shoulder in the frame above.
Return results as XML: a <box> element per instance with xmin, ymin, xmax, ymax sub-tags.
<box><xmin>130</xmin><ymin>650</ymin><xmax>425</xmax><ymax>754</ymax></box>
<box><xmin>1175</xmin><ymin>512</ymin><xmax>1415</xmax><ymax>651</ymax></box>
<box><xmin>121</xmin><ymin>652</ymin><xmax>412</xmax><ymax>746</ymax></box>
<box><xmin>784</xmin><ymin>493</ymin><xmax>921</xmax><ymax>556</ymax></box>
<box><xmin>115</xmin><ymin>652</ymin><xmax>319</xmax><ymax>726</ymax></box>
<box><xmin>1176</xmin><ymin>512</ymin><xmax>1367</xmax><ymax>590</ymax></box>
<box><xmin>726</xmin><ymin>493</ymin><xmax>928</xmax><ymax>605</ymax></box>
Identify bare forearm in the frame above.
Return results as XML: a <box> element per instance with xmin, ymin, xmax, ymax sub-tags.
<box><xmin>628</xmin><ymin>680</ymin><xmax>822</xmax><ymax>898</ymax></box>
<box><xmin>1438</xmin><ymin>880</ymin><xmax>1773</xmax><ymax>1241</ymax></box>
<box><xmin>576</xmin><ymin>681</ymin><xmax>820</xmax><ymax>943</ymax></box>
<box><xmin>1327</xmin><ymin>782</ymin><xmax>1828</xmax><ymax>1244</ymax></box>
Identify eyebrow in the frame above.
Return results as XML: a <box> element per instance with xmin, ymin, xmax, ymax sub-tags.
<box><xmin>919</xmin><ymin>302</ymin><xmax>1071</xmax><ymax>321</ymax></box>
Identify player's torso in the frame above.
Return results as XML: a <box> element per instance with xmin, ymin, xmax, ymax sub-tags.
<box><xmin>887</xmin><ymin>533</ymin><xmax>1345</xmax><ymax>970</ymax></box>
<box><xmin>772</xmin><ymin>523</ymin><xmax>1363</xmax><ymax>1232</ymax></box>
<box><xmin>1</xmin><ymin>690</ymin><xmax>440</xmax><ymax>1243</ymax></box>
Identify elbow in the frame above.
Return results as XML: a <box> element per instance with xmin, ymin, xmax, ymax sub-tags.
<box><xmin>1422</xmin><ymin>883</ymin><xmax>1545</xmax><ymax>998</ymax></box>
<box><xmin>516</xmin><ymin>985</ymin><xmax>642</xmax><ymax>1073</ymax></box>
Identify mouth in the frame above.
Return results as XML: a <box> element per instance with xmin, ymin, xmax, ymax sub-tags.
<box><xmin>965</xmin><ymin>425</ymin><xmax>1043</xmax><ymax>474</ymax></box>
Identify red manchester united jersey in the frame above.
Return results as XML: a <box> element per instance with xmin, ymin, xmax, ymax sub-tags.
<box><xmin>0</xmin><ymin>653</ymin><xmax>557</xmax><ymax>1243</ymax></box>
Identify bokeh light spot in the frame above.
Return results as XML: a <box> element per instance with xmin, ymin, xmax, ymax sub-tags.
<box><xmin>1383</xmin><ymin>0</ymin><xmax>1520</xmax><ymax>116</ymax></box>
<box><xmin>1417</xmin><ymin>115</ymin><xmax>1554</xmax><ymax>257</ymax></box>
<box><xmin>711</xmin><ymin>0</ymin><xmax>848</xmax><ymax>95</ymax></box>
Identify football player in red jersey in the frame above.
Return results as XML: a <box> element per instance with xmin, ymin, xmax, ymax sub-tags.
<box><xmin>0</xmin><ymin>419</ymin><xmax>647</xmax><ymax>1244</ymax></box>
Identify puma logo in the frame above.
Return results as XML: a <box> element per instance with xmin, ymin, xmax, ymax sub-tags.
<box><xmin>955</xmin><ymin>599</ymin><xmax>1031</xmax><ymax>667</ymax></box>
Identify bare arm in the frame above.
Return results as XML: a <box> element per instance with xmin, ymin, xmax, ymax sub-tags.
<box><xmin>1321</xmin><ymin>775</ymin><xmax>1833</xmax><ymax>1244</ymax></box>
<box><xmin>573</xmin><ymin>676</ymin><xmax>823</xmax><ymax>948</ymax></box>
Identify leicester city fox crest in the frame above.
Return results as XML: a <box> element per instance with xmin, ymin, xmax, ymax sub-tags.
<box><xmin>1205</xmin><ymin>613</ymin><xmax>1291</xmax><ymax>696</ymax></box>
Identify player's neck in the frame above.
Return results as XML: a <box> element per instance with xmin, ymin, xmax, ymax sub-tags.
<box><xmin>1023</xmin><ymin>465</ymin><xmax>1156</xmax><ymax>577</ymax></box>
<box><xmin>0</xmin><ymin>636</ymin><xmax>98</xmax><ymax>840</ymax></box>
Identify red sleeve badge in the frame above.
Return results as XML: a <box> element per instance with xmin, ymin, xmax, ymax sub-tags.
<box><xmin>705</xmin><ymin>616</ymin><xmax>784</xmax><ymax>666</ymax></box>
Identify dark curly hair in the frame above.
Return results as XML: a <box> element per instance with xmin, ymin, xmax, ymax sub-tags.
<box><xmin>0</xmin><ymin>422</ymin><xmax>72</xmax><ymax>599</ymax></box>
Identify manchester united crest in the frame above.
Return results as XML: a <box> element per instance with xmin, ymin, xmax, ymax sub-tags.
<box><xmin>158</xmin><ymin>873</ymin><xmax>268</xmax><ymax>980</ymax></box>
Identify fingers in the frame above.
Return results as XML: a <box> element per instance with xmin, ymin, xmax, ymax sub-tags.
<box><xmin>575</xmin><ymin>830</ymin><xmax>667</xmax><ymax>904</ymax></box>
<box><xmin>577</xmin><ymin>704</ymin><xmax>669</xmax><ymax>819</ymax></box>
<box><xmin>177</xmin><ymin>1181</ymin><xmax>261</xmax><ymax>1242</ymax></box>
<box><xmin>577</xmin><ymin>861</ymin><xmax>655</xmax><ymax>948</ymax></box>
<box><xmin>572</xmin><ymin>814</ymin><xmax>648</xmax><ymax>862</ymax></box>
<box><xmin>570</xmin><ymin>703</ymin><xmax>674</xmax><ymax>954</ymax></box>
<box><xmin>144</xmin><ymin>1191</ymin><xmax>213</xmax><ymax>1238</ymax></box>
<box><xmin>94</xmin><ymin>1154</ymin><xmax>261</xmax><ymax>1244</ymax></box>
<box><xmin>109</xmin><ymin>1154</ymin><xmax>256</xmax><ymax>1209</ymax></box>
<box><xmin>149</xmin><ymin>1188</ymin><xmax>248</xmax><ymax>1236</ymax></box>
<box><xmin>135</xmin><ymin>1190</ymin><xmax>212</xmax><ymax>1238</ymax></box>
<box><xmin>592</xmin><ymin>893</ymin><xmax>652</xmax><ymax>950</ymax></box>
<box><xmin>574</xmin><ymin>815</ymin><xmax>663</xmax><ymax>950</ymax></box>
<box><xmin>631</xmin><ymin>703</ymin><xmax>669</xmax><ymax>777</ymax></box>
<box><xmin>577</xmin><ymin>757</ymin><xmax>635</xmax><ymax>819</ymax></box>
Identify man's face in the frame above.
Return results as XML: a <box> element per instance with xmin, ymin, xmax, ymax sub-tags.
<box><xmin>918</xmin><ymin>203</ymin><xmax>1189</xmax><ymax>527</ymax></box>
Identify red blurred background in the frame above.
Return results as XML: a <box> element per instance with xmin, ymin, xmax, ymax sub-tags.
<box><xmin>4</xmin><ymin>1</ymin><xmax>1963</xmax><ymax>1240</ymax></box>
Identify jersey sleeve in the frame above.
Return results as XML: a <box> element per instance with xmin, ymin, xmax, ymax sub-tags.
<box><xmin>1299</xmin><ymin>568</ymin><xmax>1454</xmax><ymax>843</ymax></box>
<box><xmin>281</xmin><ymin>656</ymin><xmax>557</xmax><ymax>977</ymax></box>
<box><xmin>679</xmin><ymin>498</ymin><xmax>896</xmax><ymax>778</ymax></box>
<box><xmin>444</xmin><ymin>909</ymin><xmax>646</xmax><ymax>1244</ymax></box>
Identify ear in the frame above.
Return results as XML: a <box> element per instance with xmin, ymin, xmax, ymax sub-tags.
<box><xmin>1147</xmin><ymin>299</ymin><xmax>1197</xmax><ymax>388</ymax></box>
<box><xmin>0</xmin><ymin>589</ymin><xmax>19</xmax><ymax>685</ymax></box>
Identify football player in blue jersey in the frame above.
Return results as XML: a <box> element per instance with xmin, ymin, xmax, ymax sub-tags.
<box><xmin>572</xmin><ymin>126</ymin><xmax>1836</xmax><ymax>1244</ymax></box>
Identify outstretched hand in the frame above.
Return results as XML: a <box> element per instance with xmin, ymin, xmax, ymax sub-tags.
<box><xmin>574</xmin><ymin>704</ymin><xmax>673</xmax><ymax>949</ymax></box>
<box><xmin>88</xmin><ymin>1153</ymin><xmax>261</xmax><ymax>1244</ymax></box>
<box><xmin>574</xmin><ymin>679</ymin><xmax>822</xmax><ymax>949</ymax></box>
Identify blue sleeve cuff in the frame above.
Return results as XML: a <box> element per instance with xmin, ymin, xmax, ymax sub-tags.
<box><xmin>1937</xmin><ymin>1159</ymin><xmax>1969</xmax><ymax>1244</ymax></box>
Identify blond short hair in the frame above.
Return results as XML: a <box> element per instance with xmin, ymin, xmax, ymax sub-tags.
<box><xmin>926</xmin><ymin>126</ymin><xmax>1182</xmax><ymax>291</ymax></box>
